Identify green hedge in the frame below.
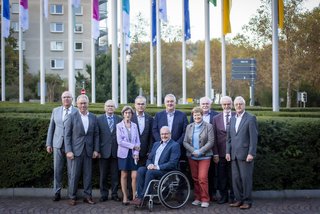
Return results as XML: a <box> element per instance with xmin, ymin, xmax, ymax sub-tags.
<box><xmin>1</xmin><ymin>115</ymin><xmax>319</xmax><ymax>190</ymax></box>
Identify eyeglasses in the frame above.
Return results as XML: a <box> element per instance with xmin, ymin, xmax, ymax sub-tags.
<box><xmin>201</xmin><ymin>103</ymin><xmax>210</xmax><ymax>105</ymax></box>
<box><xmin>106</xmin><ymin>105</ymin><xmax>114</xmax><ymax>107</ymax></box>
<box><xmin>136</xmin><ymin>103</ymin><xmax>145</xmax><ymax>106</ymax></box>
<box><xmin>160</xmin><ymin>133</ymin><xmax>170</xmax><ymax>135</ymax></box>
<box><xmin>62</xmin><ymin>96</ymin><xmax>72</xmax><ymax>99</ymax></box>
<box><xmin>222</xmin><ymin>103</ymin><xmax>231</xmax><ymax>106</ymax></box>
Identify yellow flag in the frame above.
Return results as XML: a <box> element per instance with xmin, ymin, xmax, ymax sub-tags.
<box><xmin>223</xmin><ymin>0</ymin><xmax>232</xmax><ymax>35</ymax></box>
<box><xmin>278</xmin><ymin>0</ymin><xmax>284</xmax><ymax>29</ymax></box>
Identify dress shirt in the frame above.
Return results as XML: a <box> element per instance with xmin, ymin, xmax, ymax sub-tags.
<box><xmin>202</xmin><ymin>111</ymin><xmax>211</xmax><ymax>123</ymax></box>
<box><xmin>235</xmin><ymin>111</ymin><xmax>245</xmax><ymax>133</ymax></box>
<box><xmin>154</xmin><ymin>140</ymin><xmax>169</xmax><ymax>169</ymax></box>
<box><xmin>166</xmin><ymin>111</ymin><xmax>175</xmax><ymax>132</ymax></box>
<box><xmin>80</xmin><ymin>111</ymin><xmax>89</xmax><ymax>134</ymax></box>
<box><xmin>62</xmin><ymin>106</ymin><xmax>72</xmax><ymax>121</ymax></box>
<box><xmin>136</xmin><ymin>113</ymin><xmax>145</xmax><ymax>135</ymax></box>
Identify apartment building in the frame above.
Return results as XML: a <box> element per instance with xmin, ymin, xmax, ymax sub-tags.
<box><xmin>7</xmin><ymin>0</ymin><xmax>108</xmax><ymax>79</ymax></box>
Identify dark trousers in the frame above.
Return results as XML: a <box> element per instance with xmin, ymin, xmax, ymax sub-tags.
<box><xmin>217</xmin><ymin>157</ymin><xmax>234</xmax><ymax>200</ymax></box>
<box><xmin>208</xmin><ymin>158</ymin><xmax>218</xmax><ymax>198</ymax></box>
<box><xmin>99</xmin><ymin>157</ymin><xmax>119</xmax><ymax>198</ymax></box>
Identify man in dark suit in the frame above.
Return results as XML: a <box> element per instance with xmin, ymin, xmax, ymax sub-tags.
<box><xmin>65</xmin><ymin>95</ymin><xmax>100</xmax><ymax>206</ymax></box>
<box><xmin>46</xmin><ymin>91</ymin><xmax>77</xmax><ymax>201</ymax></box>
<box><xmin>212</xmin><ymin>96</ymin><xmax>234</xmax><ymax>204</ymax></box>
<box><xmin>226</xmin><ymin>96</ymin><xmax>258</xmax><ymax>210</ymax></box>
<box><xmin>98</xmin><ymin>100</ymin><xmax>122</xmax><ymax>202</ymax></box>
<box><xmin>152</xmin><ymin>94</ymin><xmax>188</xmax><ymax>160</ymax></box>
<box><xmin>131</xmin><ymin>96</ymin><xmax>154</xmax><ymax>167</ymax></box>
<box><xmin>190</xmin><ymin>96</ymin><xmax>219</xmax><ymax>201</ymax></box>
<box><xmin>130</xmin><ymin>126</ymin><xmax>181</xmax><ymax>206</ymax></box>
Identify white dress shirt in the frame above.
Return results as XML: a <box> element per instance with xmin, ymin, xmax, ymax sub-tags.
<box><xmin>235</xmin><ymin>111</ymin><xmax>245</xmax><ymax>133</ymax></box>
<box><xmin>80</xmin><ymin>111</ymin><xmax>89</xmax><ymax>134</ymax></box>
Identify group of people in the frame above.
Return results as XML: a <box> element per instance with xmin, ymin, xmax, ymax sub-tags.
<box><xmin>46</xmin><ymin>92</ymin><xmax>258</xmax><ymax>210</ymax></box>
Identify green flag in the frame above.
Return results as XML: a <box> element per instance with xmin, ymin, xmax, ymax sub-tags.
<box><xmin>209</xmin><ymin>0</ymin><xmax>216</xmax><ymax>6</ymax></box>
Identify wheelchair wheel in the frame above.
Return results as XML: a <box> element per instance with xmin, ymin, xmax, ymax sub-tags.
<box><xmin>148</xmin><ymin>199</ymin><xmax>153</xmax><ymax>212</ymax></box>
<box><xmin>157</xmin><ymin>171</ymin><xmax>190</xmax><ymax>209</ymax></box>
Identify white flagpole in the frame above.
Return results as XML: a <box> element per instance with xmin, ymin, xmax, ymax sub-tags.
<box><xmin>156</xmin><ymin>0</ymin><xmax>162</xmax><ymax>107</ymax></box>
<box><xmin>182</xmin><ymin>0</ymin><xmax>186</xmax><ymax>104</ymax></box>
<box><xmin>68</xmin><ymin>0</ymin><xmax>75</xmax><ymax>101</ymax></box>
<box><xmin>150</xmin><ymin>0</ymin><xmax>154</xmax><ymax>104</ymax></box>
<box><xmin>204</xmin><ymin>0</ymin><xmax>210</xmax><ymax>98</ymax></box>
<box><xmin>19</xmin><ymin>11</ymin><xmax>24</xmax><ymax>103</ymax></box>
<box><xmin>124</xmin><ymin>51</ymin><xmax>127</xmax><ymax>103</ymax></box>
<box><xmin>221</xmin><ymin>0</ymin><xmax>226</xmax><ymax>97</ymax></box>
<box><xmin>40</xmin><ymin>0</ymin><xmax>45</xmax><ymax>104</ymax></box>
<box><xmin>91</xmin><ymin>0</ymin><xmax>96</xmax><ymax>103</ymax></box>
<box><xmin>272</xmin><ymin>0</ymin><xmax>279</xmax><ymax>111</ymax></box>
<box><xmin>120</xmin><ymin>0</ymin><xmax>125</xmax><ymax>104</ymax></box>
<box><xmin>1</xmin><ymin>0</ymin><xmax>5</xmax><ymax>101</ymax></box>
<box><xmin>111</xmin><ymin>0</ymin><xmax>118</xmax><ymax>106</ymax></box>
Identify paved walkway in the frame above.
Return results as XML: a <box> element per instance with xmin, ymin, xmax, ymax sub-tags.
<box><xmin>1</xmin><ymin>197</ymin><xmax>320</xmax><ymax>214</ymax></box>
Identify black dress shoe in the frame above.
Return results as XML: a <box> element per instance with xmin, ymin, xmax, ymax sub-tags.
<box><xmin>111</xmin><ymin>196</ymin><xmax>121</xmax><ymax>201</ymax></box>
<box><xmin>52</xmin><ymin>193</ymin><xmax>61</xmax><ymax>202</ymax></box>
<box><xmin>218</xmin><ymin>198</ymin><xmax>228</xmax><ymax>204</ymax></box>
<box><xmin>122</xmin><ymin>201</ymin><xmax>130</xmax><ymax>206</ymax></box>
<box><xmin>99</xmin><ymin>197</ymin><xmax>108</xmax><ymax>202</ymax></box>
<box><xmin>83</xmin><ymin>197</ymin><xmax>96</xmax><ymax>205</ymax></box>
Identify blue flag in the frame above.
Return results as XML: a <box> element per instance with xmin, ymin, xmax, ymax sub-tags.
<box><xmin>152</xmin><ymin>0</ymin><xmax>156</xmax><ymax>46</ymax></box>
<box><xmin>184</xmin><ymin>0</ymin><xmax>191</xmax><ymax>41</ymax></box>
<box><xmin>123</xmin><ymin>0</ymin><xmax>130</xmax><ymax>52</ymax></box>
<box><xmin>2</xmin><ymin>0</ymin><xmax>10</xmax><ymax>38</ymax></box>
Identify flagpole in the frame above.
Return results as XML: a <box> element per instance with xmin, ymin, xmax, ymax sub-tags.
<box><xmin>182</xmin><ymin>0</ymin><xmax>186</xmax><ymax>104</ymax></box>
<box><xmin>1</xmin><ymin>0</ymin><xmax>5</xmax><ymax>101</ymax></box>
<box><xmin>221</xmin><ymin>0</ymin><xmax>226</xmax><ymax>97</ymax></box>
<box><xmin>204</xmin><ymin>0</ymin><xmax>210</xmax><ymax>98</ymax></box>
<box><xmin>40</xmin><ymin>0</ymin><xmax>45</xmax><ymax>104</ymax></box>
<box><xmin>91</xmin><ymin>0</ymin><xmax>96</xmax><ymax>103</ymax></box>
<box><xmin>150</xmin><ymin>0</ymin><xmax>154</xmax><ymax>104</ymax></box>
<box><xmin>124</xmin><ymin>51</ymin><xmax>127</xmax><ymax>104</ymax></box>
<box><xmin>111</xmin><ymin>0</ymin><xmax>119</xmax><ymax>106</ymax></box>
<box><xmin>19</xmin><ymin>12</ymin><xmax>24</xmax><ymax>103</ymax></box>
<box><xmin>156</xmin><ymin>0</ymin><xmax>162</xmax><ymax>107</ymax></box>
<box><xmin>68</xmin><ymin>0</ymin><xmax>75</xmax><ymax>102</ymax></box>
<box><xmin>120</xmin><ymin>0</ymin><xmax>125</xmax><ymax>104</ymax></box>
<box><xmin>272</xmin><ymin>0</ymin><xmax>279</xmax><ymax>112</ymax></box>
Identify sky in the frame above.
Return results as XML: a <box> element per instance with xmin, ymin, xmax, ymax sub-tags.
<box><xmin>108</xmin><ymin>0</ymin><xmax>319</xmax><ymax>43</ymax></box>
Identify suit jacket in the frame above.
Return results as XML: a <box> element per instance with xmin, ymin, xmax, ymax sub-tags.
<box><xmin>212</xmin><ymin>112</ymin><xmax>235</xmax><ymax>157</ymax></box>
<box><xmin>146</xmin><ymin>139</ymin><xmax>181</xmax><ymax>171</ymax></box>
<box><xmin>64</xmin><ymin>111</ymin><xmax>100</xmax><ymax>157</ymax></box>
<box><xmin>226</xmin><ymin>112</ymin><xmax>258</xmax><ymax>160</ymax></box>
<box><xmin>152</xmin><ymin>110</ymin><xmax>188</xmax><ymax>146</ymax></box>
<box><xmin>116</xmin><ymin>121</ymin><xmax>141</xmax><ymax>159</ymax></box>
<box><xmin>131</xmin><ymin>112</ymin><xmax>154</xmax><ymax>158</ymax></box>
<box><xmin>46</xmin><ymin>106</ymin><xmax>77</xmax><ymax>149</ymax></box>
<box><xmin>190</xmin><ymin>109</ymin><xmax>218</xmax><ymax>124</ymax></box>
<box><xmin>183</xmin><ymin>121</ymin><xmax>214</xmax><ymax>158</ymax></box>
<box><xmin>98</xmin><ymin>114</ymin><xmax>122</xmax><ymax>159</ymax></box>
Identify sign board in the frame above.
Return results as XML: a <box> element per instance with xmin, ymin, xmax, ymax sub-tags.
<box><xmin>232</xmin><ymin>58</ymin><xmax>257</xmax><ymax>80</ymax></box>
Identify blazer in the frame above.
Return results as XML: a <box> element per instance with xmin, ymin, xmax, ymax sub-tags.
<box><xmin>226</xmin><ymin>112</ymin><xmax>258</xmax><ymax>160</ymax></box>
<box><xmin>131</xmin><ymin>112</ymin><xmax>154</xmax><ymax>158</ymax></box>
<box><xmin>46</xmin><ymin>106</ymin><xmax>77</xmax><ymax>149</ymax></box>
<box><xmin>98</xmin><ymin>114</ymin><xmax>122</xmax><ymax>159</ymax></box>
<box><xmin>146</xmin><ymin>139</ymin><xmax>181</xmax><ymax>171</ymax></box>
<box><xmin>116</xmin><ymin>120</ymin><xmax>141</xmax><ymax>159</ymax></box>
<box><xmin>183</xmin><ymin>121</ymin><xmax>214</xmax><ymax>158</ymax></box>
<box><xmin>152</xmin><ymin>110</ymin><xmax>188</xmax><ymax>146</ymax></box>
<box><xmin>212</xmin><ymin>112</ymin><xmax>235</xmax><ymax>157</ymax></box>
<box><xmin>190</xmin><ymin>109</ymin><xmax>218</xmax><ymax>124</ymax></box>
<box><xmin>64</xmin><ymin>111</ymin><xmax>100</xmax><ymax>157</ymax></box>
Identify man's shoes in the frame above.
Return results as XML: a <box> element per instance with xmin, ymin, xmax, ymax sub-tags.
<box><xmin>68</xmin><ymin>199</ymin><xmax>76</xmax><ymax>206</ymax></box>
<box><xmin>210</xmin><ymin>195</ymin><xmax>218</xmax><ymax>202</ymax></box>
<box><xmin>130</xmin><ymin>198</ymin><xmax>142</xmax><ymax>206</ymax></box>
<box><xmin>217</xmin><ymin>196</ymin><xmax>228</xmax><ymax>204</ymax></box>
<box><xmin>229</xmin><ymin>201</ymin><xmax>243</xmax><ymax>207</ymax></box>
<box><xmin>99</xmin><ymin>197</ymin><xmax>108</xmax><ymax>202</ymax></box>
<box><xmin>240</xmin><ymin>203</ymin><xmax>252</xmax><ymax>209</ymax></box>
<box><xmin>83</xmin><ymin>197</ymin><xmax>96</xmax><ymax>205</ymax></box>
<box><xmin>111</xmin><ymin>196</ymin><xmax>121</xmax><ymax>201</ymax></box>
<box><xmin>52</xmin><ymin>193</ymin><xmax>61</xmax><ymax>202</ymax></box>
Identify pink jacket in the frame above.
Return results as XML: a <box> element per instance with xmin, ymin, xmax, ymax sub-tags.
<box><xmin>116</xmin><ymin>121</ymin><xmax>141</xmax><ymax>159</ymax></box>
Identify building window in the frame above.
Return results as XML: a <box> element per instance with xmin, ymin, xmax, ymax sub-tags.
<box><xmin>50</xmin><ymin>23</ymin><xmax>64</xmax><ymax>33</ymax></box>
<box><xmin>75</xmin><ymin>60</ymin><xmax>84</xmax><ymax>70</ymax></box>
<box><xmin>50</xmin><ymin>59</ymin><xmax>64</xmax><ymax>69</ymax></box>
<box><xmin>11</xmin><ymin>22</ymin><xmax>19</xmax><ymax>32</ymax></box>
<box><xmin>74</xmin><ymin>42</ymin><xmax>83</xmax><ymax>51</ymax></box>
<box><xmin>74</xmin><ymin>6</ymin><xmax>83</xmax><ymax>16</ymax></box>
<box><xmin>50</xmin><ymin>41</ymin><xmax>64</xmax><ymax>51</ymax></box>
<box><xmin>50</xmin><ymin>4</ymin><xmax>63</xmax><ymax>15</ymax></box>
<box><xmin>74</xmin><ymin>24</ymin><xmax>83</xmax><ymax>33</ymax></box>
<box><xmin>11</xmin><ymin>3</ymin><xmax>19</xmax><ymax>14</ymax></box>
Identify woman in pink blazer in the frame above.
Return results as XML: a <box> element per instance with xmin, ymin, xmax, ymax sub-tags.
<box><xmin>116</xmin><ymin>106</ymin><xmax>141</xmax><ymax>205</ymax></box>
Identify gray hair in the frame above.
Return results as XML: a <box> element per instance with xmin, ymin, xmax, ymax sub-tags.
<box><xmin>234</xmin><ymin>96</ymin><xmax>246</xmax><ymax>105</ymax></box>
<box><xmin>164</xmin><ymin>94</ymin><xmax>176</xmax><ymax>103</ymax></box>
<box><xmin>220</xmin><ymin>96</ymin><xmax>233</xmax><ymax>104</ymax></box>
<box><xmin>121</xmin><ymin>105</ymin><xmax>134</xmax><ymax>115</ymax></box>
<box><xmin>76</xmin><ymin>94</ymin><xmax>89</xmax><ymax>103</ymax></box>
<box><xmin>199</xmin><ymin>96</ymin><xmax>212</xmax><ymax>105</ymax></box>
<box><xmin>135</xmin><ymin>95</ymin><xmax>147</xmax><ymax>104</ymax></box>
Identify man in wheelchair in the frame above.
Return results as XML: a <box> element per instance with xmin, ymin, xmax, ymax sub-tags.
<box><xmin>130</xmin><ymin>126</ymin><xmax>181</xmax><ymax>206</ymax></box>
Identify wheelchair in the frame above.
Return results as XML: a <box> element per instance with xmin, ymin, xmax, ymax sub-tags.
<box><xmin>139</xmin><ymin>170</ymin><xmax>191</xmax><ymax>212</ymax></box>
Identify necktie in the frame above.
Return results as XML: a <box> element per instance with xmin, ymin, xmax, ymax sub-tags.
<box><xmin>108</xmin><ymin>117</ymin><xmax>114</xmax><ymax>132</ymax></box>
<box><xmin>64</xmin><ymin>108</ymin><xmax>69</xmax><ymax>121</ymax></box>
<box><xmin>225</xmin><ymin>113</ymin><xmax>230</xmax><ymax>130</ymax></box>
